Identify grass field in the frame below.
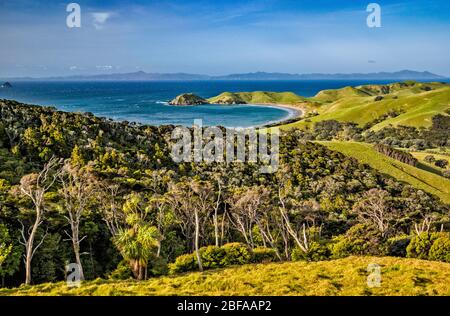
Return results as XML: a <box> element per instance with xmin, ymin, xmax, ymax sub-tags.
<box><xmin>282</xmin><ymin>82</ymin><xmax>450</xmax><ymax>130</ymax></box>
<box><xmin>1</xmin><ymin>256</ymin><xmax>449</xmax><ymax>296</ymax></box>
<box><xmin>409</xmin><ymin>151</ymin><xmax>450</xmax><ymax>172</ymax></box>
<box><xmin>207</xmin><ymin>91</ymin><xmax>316</xmax><ymax>108</ymax></box>
<box><xmin>317</xmin><ymin>141</ymin><xmax>450</xmax><ymax>204</ymax></box>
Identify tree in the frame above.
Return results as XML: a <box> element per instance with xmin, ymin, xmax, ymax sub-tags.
<box><xmin>0</xmin><ymin>224</ymin><xmax>12</xmax><ymax>267</ymax></box>
<box><xmin>352</xmin><ymin>189</ymin><xmax>396</xmax><ymax>238</ymax></box>
<box><xmin>15</xmin><ymin>157</ymin><xmax>62</xmax><ymax>285</ymax></box>
<box><xmin>228</xmin><ymin>185</ymin><xmax>280</xmax><ymax>259</ymax></box>
<box><xmin>435</xmin><ymin>159</ymin><xmax>448</xmax><ymax>169</ymax></box>
<box><xmin>113</xmin><ymin>193</ymin><xmax>160</xmax><ymax>280</ymax></box>
<box><xmin>165</xmin><ymin>179</ymin><xmax>214</xmax><ymax>272</ymax></box>
<box><xmin>58</xmin><ymin>161</ymin><xmax>96</xmax><ymax>281</ymax></box>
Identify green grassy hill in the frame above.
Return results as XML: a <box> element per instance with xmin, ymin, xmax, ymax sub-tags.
<box><xmin>282</xmin><ymin>81</ymin><xmax>450</xmax><ymax>130</ymax></box>
<box><xmin>317</xmin><ymin>141</ymin><xmax>450</xmax><ymax>204</ymax></box>
<box><xmin>207</xmin><ymin>91</ymin><xmax>315</xmax><ymax>107</ymax></box>
<box><xmin>2</xmin><ymin>256</ymin><xmax>449</xmax><ymax>296</ymax></box>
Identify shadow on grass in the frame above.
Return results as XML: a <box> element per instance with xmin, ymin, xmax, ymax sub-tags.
<box><xmin>416</xmin><ymin>162</ymin><xmax>443</xmax><ymax>177</ymax></box>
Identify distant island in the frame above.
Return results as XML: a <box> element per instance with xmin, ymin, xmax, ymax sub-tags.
<box><xmin>0</xmin><ymin>81</ymin><xmax>12</xmax><ymax>88</ymax></box>
<box><xmin>2</xmin><ymin>70</ymin><xmax>446</xmax><ymax>81</ymax></box>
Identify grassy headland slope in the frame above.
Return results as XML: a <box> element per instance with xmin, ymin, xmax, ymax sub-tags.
<box><xmin>207</xmin><ymin>91</ymin><xmax>318</xmax><ymax>108</ymax></box>
<box><xmin>2</xmin><ymin>256</ymin><xmax>449</xmax><ymax>296</ymax></box>
<box><xmin>318</xmin><ymin>141</ymin><xmax>450</xmax><ymax>203</ymax></box>
<box><xmin>283</xmin><ymin>81</ymin><xmax>450</xmax><ymax>130</ymax></box>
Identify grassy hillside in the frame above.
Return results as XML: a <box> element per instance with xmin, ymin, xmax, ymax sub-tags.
<box><xmin>207</xmin><ymin>91</ymin><xmax>316</xmax><ymax>108</ymax></box>
<box><xmin>282</xmin><ymin>81</ymin><xmax>450</xmax><ymax>130</ymax></box>
<box><xmin>1</xmin><ymin>256</ymin><xmax>449</xmax><ymax>296</ymax></box>
<box><xmin>317</xmin><ymin>141</ymin><xmax>450</xmax><ymax>204</ymax></box>
<box><xmin>409</xmin><ymin>151</ymin><xmax>450</xmax><ymax>173</ymax></box>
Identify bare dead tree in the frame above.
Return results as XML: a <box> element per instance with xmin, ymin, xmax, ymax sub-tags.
<box><xmin>352</xmin><ymin>189</ymin><xmax>394</xmax><ymax>238</ymax></box>
<box><xmin>228</xmin><ymin>186</ymin><xmax>280</xmax><ymax>258</ymax></box>
<box><xmin>212</xmin><ymin>179</ymin><xmax>222</xmax><ymax>247</ymax></box>
<box><xmin>277</xmin><ymin>188</ymin><xmax>309</xmax><ymax>253</ymax></box>
<box><xmin>165</xmin><ymin>179</ymin><xmax>214</xmax><ymax>272</ymax></box>
<box><xmin>97</xmin><ymin>183</ymin><xmax>124</xmax><ymax>237</ymax></box>
<box><xmin>414</xmin><ymin>215</ymin><xmax>434</xmax><ymax>235</ymax></box>
<box><xmin>16</xmin><ymin>157</ymin><xmax>62</xmax><ymax>285</ymax></box>
<box><xmin>58</xmin><ymin>161</ymin><xmax>96</xmax><ymax>281</ymax></box>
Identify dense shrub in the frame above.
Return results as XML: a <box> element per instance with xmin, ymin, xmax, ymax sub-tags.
<box><xmin>429</xmin><ymin>234</ymin><xmax>450</xmax><ymax>263</ymax></box>
<box><xmin>331</xmin><ymin>224</ymin><xmax>384</xmax><ymax>258</ymax></box>
<box><xmin>200</xmin><ymin>246</ymin><xmax>226</xmax><ymax>269</ymax></box>
<box><xmin>291</xmin><ymin>242</ymin><xmax>330</xmax><ymax>262</ymax></box>
<box><xmin>221</xmin><ymin>243</ymin><xmax>252</xmax><ymax>266</ymax></box>
<box><xmin>384</xmin><ymin>235</ymin><xmax>411</xmax><ymax>257</ymax></box>
<box><xmin>424</xmin><ymin>155</ymin><xmax>435</xmax><ymax>163</ymax></box>
<box><xmin>251</xmin><ymin>247</ymin><xmax>279</xmax><ymax>263</ymax></box>
<box><xmin>108</xmin><ymin>260</ymin><xmax>133</xmax><ymax>280</ymax></box>
<box><xmin>169</xmin><ymin>253</ymin><xmax>197</xmax><ymax>274</ymax></box>
<box><xmin>435</xmin><ymin>159</ymin><xmax>448</xmax><ymax>169</ymax></box>
<box><xmin>406</xmin><ymin>233</ymin><xmax>439</xmax><ymax>259</ymax></box>
<box><xmin>169</xmin><ymin>243</ymin><xmax>251</xmax><ymax>274</ymax></box>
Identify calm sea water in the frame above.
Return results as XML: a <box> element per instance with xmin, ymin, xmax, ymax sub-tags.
<box><xmin>0</xmin><ymin>80</ymin><xmax>442</xmax><ymax>127</ymax></box>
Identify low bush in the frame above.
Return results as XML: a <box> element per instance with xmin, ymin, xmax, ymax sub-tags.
<box><xmin>331</xmin><ymin>224</ymin><xmax>384</xmax><ymax>258</ymax></box>
<box><xmin>169</xmin><ymin>243</ymin><xmax>251</xmax><ymax>274</ymax></box>
<box><xmin>221</xmin><ymin>243</ymin><xmax>252</xmax><ymax>266</ymax></box>
<box><xmin>291</xmin><ymin>242</ymin><xmax>330</xmax><ymax>262</ymax></box>
<box><xmin>251</xmin><ymin>247</ymin><xmax>278</xmax><ymax>263</ymax></box>
<box><xmin>406</xmin><ymin>232</ymin><xmax>439</xmax><ymax>259</ymax></box>
<box><xmin>169</xmin><ymin>253</ymin><xmax>197</xmax><ymax>274</ymax></box>
<box><xmin>384</xmin><ymin>235</ymin><xmax>411</xmax><ymax>257</ymax></box>
<box><xmin>108</xmin><ymin>260</ymin><xmax>133</xmax><ymax>280</ymax></box>
<box><xmin>429</xmin><ymin>234</ymin><xmax>450</xmax><ymax>263</ymax></box>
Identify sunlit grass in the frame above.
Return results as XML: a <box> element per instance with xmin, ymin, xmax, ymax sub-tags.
<box><xmin>1</xmin><ymin>256</ymin><xmax>449</xmax><ymax>296</ymax></box>
<box><xmin>318</xmin><ymin>141</ymin><xmax>450</xmax><ymax>203</ymax></box>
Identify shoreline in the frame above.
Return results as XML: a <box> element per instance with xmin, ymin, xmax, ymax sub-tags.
<box><xmin>235</xmin><ymin>102</ymin><xmax>304</xmax><ymax>128</ymax></box>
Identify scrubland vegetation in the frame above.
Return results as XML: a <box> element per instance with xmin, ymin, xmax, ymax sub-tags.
<box><xmin>0</xmin><ymin>80</ymin><xmax>449</xmax><ymax>296</ymax></box>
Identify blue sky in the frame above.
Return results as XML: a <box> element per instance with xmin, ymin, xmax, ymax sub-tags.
<box><xmin>1</xmin><ymin>0</ymin><xmax>449</xmax><ymax>77</ymax></box>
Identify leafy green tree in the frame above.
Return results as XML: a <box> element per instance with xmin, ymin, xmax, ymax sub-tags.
<box><xmin>113</xmin><ymin>193</ymin><xmax>160</xmax><ymax>280</ymax></box>
<box><xmin>0</xmin><ymin>224</ymin><xmax>21</xmax><ymax>287</ymax></box>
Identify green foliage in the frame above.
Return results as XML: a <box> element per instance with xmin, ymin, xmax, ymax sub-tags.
<box><xmin>251</xmin><ymin>247</ymin><xmax>278</xmax><ymax>263</ymax></box>
<box><xmin>331</xmin><ymin>224</ymin><xmax>384</xmax><ymax>258</ymax></box>
<box><xmin>31</xmin><ymin>232</ymin><xmax>70</xmax><ymax>284</ymax></box>
<box><xmin>406</xmin><ymin>233</ymin><xmax>439</xmax><ymax>260</ymax></box>
<box><xmin>0</xmin><ymin>225</ymin><xmax>21</xmax><ymax>280</ymax></box>
<box><xmin>169</xmin><ymin>243</ymin><xmax>252</xmax><ymax>274</ymax></box>
<box><xmin>384</xmin><ymin>235</ymin><xmax>411</xmax><ymax>257</ymax></box>
<box><xmin>169</xmin><ymin>253</ymin><xmax>197</xmax><ymax>274</ymax></box>
<box><xmin>429</xmin><ymin>234</ymin><xmax>450</xmax><ymax>263</ymax></box>
<box><xmin>221</xmin><ymin>243</ymin><xmax>251</xmax><ymax>266</ymax></box>
<box><xmin>0</xmin><ymin>224</ymin><xmax>12</xmax><ymax>266</ymax></box>
<box><xmin>291</xmin><ymin>242</ymin><xmax>330</xmax><ymax>262</ymax></box>
<box><xmin>108</xmin><ymin>260</ymin><xmax>133</xmax><ymax>280</ymax></box>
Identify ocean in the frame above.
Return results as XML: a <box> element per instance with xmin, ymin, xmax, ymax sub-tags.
<box><xmin>0</xmin><ymin>80</ymin><xmax>441</xmax><ymax>127</ymax></box>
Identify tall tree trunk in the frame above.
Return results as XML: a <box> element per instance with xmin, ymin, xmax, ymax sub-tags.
<box><xmin>73</xmin><ymin>244</ymin><xmax>84</xmax><ymax>281</ymax></box>
<box><xmin>213</xmin><ymin>213</ymin><xmax>219</xmax><ymax>247</ymax></box>
<box><xmin>194</xmin><ymin>209</ymin><xmax>203</xmax><ymax>272</ymax></box>
<box><xmin>71</xmin><ymin>223</ymin><xmax>85</xmax><ymax>281</ymax></box>
<box><xmin>25</xmin><ymin>216</ymin><xmax>40</xmax><ymax>285</ymax></box>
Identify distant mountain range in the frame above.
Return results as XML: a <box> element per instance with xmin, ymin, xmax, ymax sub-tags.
<box><xmin>3</xmin><ymin>70</ymin><xmax>446</xmax><ymax>81</ymax></box>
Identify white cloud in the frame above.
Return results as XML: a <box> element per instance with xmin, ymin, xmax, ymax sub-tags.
<box><xmin>69</xmin><ymin>66</ymin><xmax>77</xmax><ymax>71</ymax></box>
<box><xmin>92</xmin><ymin>12</ymin><xmax>114</xmax><ymax>29</ymax></box>
<box><xmin>96</xmin><ymin>65</ymin><xmax>113</xmax><ymax>71</ymax></box>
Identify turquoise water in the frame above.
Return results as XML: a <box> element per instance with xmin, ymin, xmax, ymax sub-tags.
<box><xmin>0</xmin><ymin>80</ymin><xmax>438</xmax><ymax>127</ymax></box>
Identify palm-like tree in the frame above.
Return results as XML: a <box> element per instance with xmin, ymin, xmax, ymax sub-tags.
<box><xmin>113</xmin><ymin>193</ymin><xmax>160</xmax><ymax>280</ymax></box>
